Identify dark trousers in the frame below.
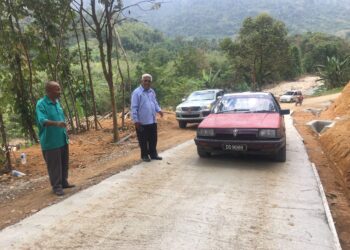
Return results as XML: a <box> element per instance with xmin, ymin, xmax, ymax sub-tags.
<box><xmin>136</xmin><ymin>123</ymin><xmax>158</xmax><ymax>159</ymax></box>
<box><xmin>42</xmin><ymin>144</ymin><xmax>69</xmax><ymax>191</ymax></box>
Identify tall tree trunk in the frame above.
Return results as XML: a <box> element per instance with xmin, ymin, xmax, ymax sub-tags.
<box><xmin>7</xmin><ymin>10</ymin><xmax>38</xmax><ymax>143</ymax></box>
<box><xmin>258</xmin><ymin>52</ymin><xmax>263</xmax><ymax>91</ymax></box>
<box><xmin>41</xmin><ymin>30</ymin><xmax>55</xmax><ymax>79</ymax></box>
<box><xmin>66</xmin><ymin>79</ymin><xmax>81</xmax><ymax>133</ymax></box>
<box><xmin>72</xmin><ymin>16</ymin><xmax>90</xmax><ymax>131</ymax></box>
<box><xmin>91</xmin><ymin>0</ymin><xmax>118</xmax><ymax>142</ymax></box>
<box><xmin>61</xmin><ymin>87</ymin><xmax>76</xmax><ymax>134</ymax></box>
<box><xmin>53</xmin><ymin>6</ymin><xmax>70</xmax><ymax>81</ymax></box>
<box><xmin>105</xmin><ymin>5</ymin><xmax>119</xmax><ymax>142</ymax></box>
<box><xmin>114</xmin><ymin>37</ymin><xmax>125</xmax><ymax>128</ymax></box>
<box><xmin>251</xmin><ymin>56</ymin><xmax>258</xmax><ymax>91</ymax></box>
<box><xmin>114</xmin><ymin>27</ymin><xmax>132</xmax><ymax>108</ymax></box>
<box><xmin>80</xmin><ymin>0</ymin><xmax>99</xmax><ymax>130</ymax></box>
<box><xmin>12</xmin><ymin>11</ymin><xmax>36</xmax><ymax>107</ymax></box>
<box><xmin>0</xmin><ymin>112</ymin><xmax>12</xmax><ymax>172</ymax></box>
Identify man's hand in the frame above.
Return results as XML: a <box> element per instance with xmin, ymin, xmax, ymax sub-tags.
<box><xmin>135</xmin><ymin>122</ymin><xmax>141</xmax><ymax>130</ymax></box>
<box><xmin>158</xmin><ymin>111</ymin><xmax>164</xmax><ymax>118</ymax></box>
<box><xmin>44</xmin><ymin>120</ymin><xmax>66</xmax><ymax>127</ymax></box>
<box><xmin>56</xmin><ymin>121</ymin><xmax>66</xmax><ymax>128</ymax></box>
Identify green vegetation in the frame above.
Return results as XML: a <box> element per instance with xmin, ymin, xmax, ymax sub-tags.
<box><xmin>316</xmin><ymin>56</ymin><xmax>350</xmax><ymax>89</ymax></box>
<box><xmin>311</xmin><ymin>86</ymin><xmax>344</xmax><ymax>97</ymax></box>
<box><xmin>133</xmin><ymin>0</ymin><xmax>350</xmax><ymax>38</ymax></box>
<box><xmin>220</xmin><ymin>14</ymin><xmax>292</xmax><ymax>90</ymax></box>
<box><xmin>292</xmin><ymin>32</ymin><xmax>350</xmax><ymax>73</ymax></box>
<box><xmin>133</xmin><ymin>14</ymin><xmax>350</xmax><ymax>104</ymax></box>
<box><xmin>1</xmin><ymin>0</ymin><xmax>350</xmax><ymax>172</ymax></box>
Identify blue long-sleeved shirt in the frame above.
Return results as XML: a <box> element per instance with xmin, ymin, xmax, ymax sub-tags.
<box><xmin>131</xmin><ymin>85</ymin><xmax>161</xmax><ymax>125</ymax></box>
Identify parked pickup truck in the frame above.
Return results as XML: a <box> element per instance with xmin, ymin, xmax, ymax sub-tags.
<box><xmin>175</xmin><ymin>89</ymin><xmax>224</xmax><ymax>128</ymax></box>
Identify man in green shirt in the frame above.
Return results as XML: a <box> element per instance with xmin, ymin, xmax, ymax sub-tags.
<box><xmin>36</xmin><ymin>81</ymin><xmax>75</xmax><ymax>196</ymax></box>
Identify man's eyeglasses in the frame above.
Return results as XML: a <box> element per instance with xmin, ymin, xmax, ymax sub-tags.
<box><xmin>143</xmin><ymin>80</ymin><xmax>151</xmax><ymax>83</ymax></box>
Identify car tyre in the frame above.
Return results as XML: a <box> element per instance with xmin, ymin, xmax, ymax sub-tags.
<box><xmin>274</xmin><ymin>145</ymin><xmax>286</xmax><ymax>162</ymax></box>
<box><xmin>179</xmin><ymin>121</ymin><xmax>187</xmax><ymax>129</ymax></box>
<box><xmin>197</xmin><ymin>148</ymin><xmax>211</xmax><ymax>158</ymax></box>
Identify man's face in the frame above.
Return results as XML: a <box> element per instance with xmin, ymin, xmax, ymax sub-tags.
<box><xmin>141</xmin><ymin>77</ymin><xmax>152</xmax><ymax>90</ymax></box>
<box><xmin>49</xmin><ymin>85</ymin><xmax>61</xmax><ymax>99</ymax></box>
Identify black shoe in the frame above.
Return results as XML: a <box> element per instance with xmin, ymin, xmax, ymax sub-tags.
<box><xmin>53</xmin><ymin>189</ymin><xmax>65</xmax><ymax>196</ymax></box>
<box><xmin>151</xmin><ymin>155</ymin><xmax>162</xmax><ymax>160</ymax></box>
<box><xmin>142</xmin><ymin>156</ymin><xmax>151</xmax><ymax>162</ymax></box>
<box><xmin>63</xmin><ymin>184</ymin><xmax>76</xmax><ymax>189</ymax></box>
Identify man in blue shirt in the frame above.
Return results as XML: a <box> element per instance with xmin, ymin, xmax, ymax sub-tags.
<box><xmin>36</xmin><ymin>81</ymin><xmax>75</xmax><ymax>196</ymax></box>
<box><xmin>131</xmin><ymin>74</ymin><xmax>163</xmax><ymax>162</ymax></box>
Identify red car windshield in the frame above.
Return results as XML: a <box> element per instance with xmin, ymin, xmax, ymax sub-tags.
<box><xmin>213</xmin><ymin>96</ymin><xmax>277</xmax><ymax>114</ymax></box>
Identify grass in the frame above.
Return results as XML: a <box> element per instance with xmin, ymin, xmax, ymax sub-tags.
<box><xmin>312</xmin><ymin>86</ymin><xmax>343</xmax><ymax>97</ymax></box>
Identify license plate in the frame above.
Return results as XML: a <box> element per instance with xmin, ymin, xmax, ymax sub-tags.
<box><xmin>223</xmin><ymin>144</ymin><xmax>247</xmax><ymax>151</ymax></box>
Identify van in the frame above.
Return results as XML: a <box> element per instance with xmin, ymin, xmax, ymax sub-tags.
<box><xmin>279</xmin><ymin>90</ymin><xmax>302</xmax><ymax>103</ymax></box>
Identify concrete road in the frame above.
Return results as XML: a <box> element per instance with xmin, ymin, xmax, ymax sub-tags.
<box><xmin>0</xmin><ymin>116</ymin><xmax>339</xmax><ymax>250</ymax></box>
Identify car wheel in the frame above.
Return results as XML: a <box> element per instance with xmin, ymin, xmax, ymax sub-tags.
<box><xmin>197</xmin><ymin>148</ymin><xmax>211</xmax><ymax>158</ymax></box>
<box><xmin>179</xmin><ymin>121</ymin><xmax>187</xmax><ymax>128</ymax></box>
<box><xmin>273</xmin><ymin>145</ymin><xmax>286</xmax><ymax>162</ymax></box>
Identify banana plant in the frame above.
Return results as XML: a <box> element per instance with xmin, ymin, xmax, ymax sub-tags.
<box><xmin>202</xmin><ymin>68</ymin><xmax>221</xmax><ymax>88</ymax></box>
<box><xmin>316</xmin><ymin>56</ymin><xmax>350</xmax><ymax>89</ymax></box>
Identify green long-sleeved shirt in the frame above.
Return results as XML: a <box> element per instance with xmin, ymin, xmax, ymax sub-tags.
<box><xmin>36</xmin><ymin>96</ymin><xmax>68</xmax><ymax>151</ymax></box>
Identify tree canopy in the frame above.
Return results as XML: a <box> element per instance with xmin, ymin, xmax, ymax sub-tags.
<box><xmin>220</xmin><ymin>14</ymin><xmax>292</xmax><ymax>90</ymax></box>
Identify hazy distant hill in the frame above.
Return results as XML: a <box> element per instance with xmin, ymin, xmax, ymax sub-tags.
<box><xmin>129</xmin><ymin>0</ymin><xmax>350</xmax><ymax>38</ymax></box>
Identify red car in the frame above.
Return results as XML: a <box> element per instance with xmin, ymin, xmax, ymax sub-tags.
<box><xmin>194</xmin><ymin>92</ymin><xmax>290</xmax><ymax>162</ymax></box>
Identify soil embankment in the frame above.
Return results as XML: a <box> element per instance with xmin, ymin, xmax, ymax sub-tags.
<box><xmin>319</xmin><ymin>83</ymin><xmax>350</xmax><ymax>189</ymax></box>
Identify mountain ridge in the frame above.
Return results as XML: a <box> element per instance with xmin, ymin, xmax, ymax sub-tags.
<box><xmin>129</xmin><ymin>0</ymin><xmax>350</xmax><ymax>38</ymax></box>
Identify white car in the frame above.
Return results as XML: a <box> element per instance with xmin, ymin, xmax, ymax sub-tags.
<box><xmin>279</xmin><ymin>90</ymin><xmax>302</xmax><ymax>103</ymax></box>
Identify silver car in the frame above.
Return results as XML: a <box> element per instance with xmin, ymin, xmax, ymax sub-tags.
<box><xmin>175</xmin><ymin>89</ymin><xmax>224</xmax><ymax>128</ymax></box>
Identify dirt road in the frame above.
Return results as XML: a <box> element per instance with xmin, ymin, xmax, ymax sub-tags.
<box><xmin>0</xmin><ymin>116</ymin><xmax>339</xmax><ymax>250</ymax></box>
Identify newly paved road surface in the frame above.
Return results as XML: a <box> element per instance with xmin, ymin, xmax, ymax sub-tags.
<box><xmin>0</xmin><ymin>116</ymin><xmax>338</xmax><ymax>249</ymax></box>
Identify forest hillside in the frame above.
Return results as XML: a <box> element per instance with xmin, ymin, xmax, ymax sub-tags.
<box><xmin>131</xmin><ymin>0</ymin><xmax>350</xmax><ymax>38</ymax></box>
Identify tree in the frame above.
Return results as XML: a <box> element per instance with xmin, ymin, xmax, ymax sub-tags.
<box><xmin>0</xmin><ymin>112</ymin><xmax>11</xmax><ymax>173</ymax></box>
<box><xmin>293</xmin><ymin>32</ymin><xmax>350</xmax><ymax>74</ymax></box>
<box><xmin>0</xmin><ymin>69</ymin><xmax>12</xmax><ymax>172</ymax></box>
<box><xmin>28</xmin><ymin>0</ymin><xmax>90</xmax><ymax>134</ymax></box>
<box><xmin>0</xmin><ymin>0</ymin><xmax>38</xmax><ymax>142</ymax></box>
<box><xmin>72</xmin><ymin>15</ymin><xmax>90</xmax><ymax>131</ymax></box>
<box><xmin>78</xmin><ymin>0</ymin><xmax>99</xmax><ymax>130</ymax></box>
<box><xmin>316</xmin><ymin>56</ymin><xmax>350</xmax><ymax>89</ymax></box>
<box><xmin>73</xmin><ymin>0</ymin><xmax>162</xmax><ymax>142</ymax></box>
<box><xmin>89</xmin><ymin>0</ymin><xmax>120</xmax><ymax>142</ymax></box>
<box><xmin>174</xmin><ymin>47</ymin><xmax>209</xmax><ymax>78</ymax></box>
<box><xmin>221</xmin><ymin>14</ymin><xmax>290</xmax><ymax>90</ymax></box>
<box><xmin>289</xmin><ymin>46</ymin><xmax>302</xmax><ymax>78</ymax></box>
